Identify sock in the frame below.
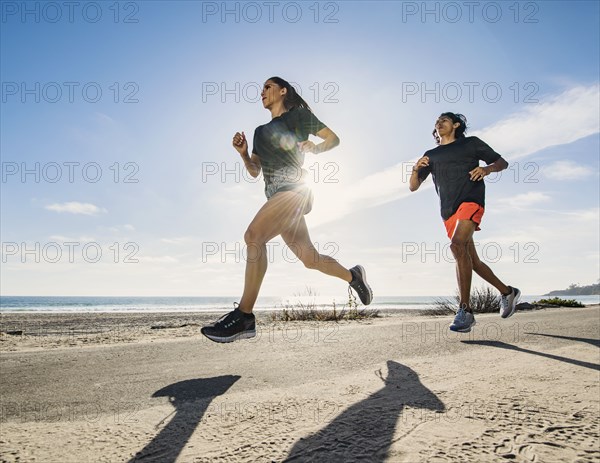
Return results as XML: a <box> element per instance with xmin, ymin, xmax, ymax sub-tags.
<box><xmin>349</xmin><ymin>268</ymin><xmax>357</xmax><ymax>284</ymax></box>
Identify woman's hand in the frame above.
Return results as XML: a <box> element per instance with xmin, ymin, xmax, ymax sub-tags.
<box><xmin>234</xmin><ymin>131</ymin><xmax>261</xmax><ymax>178</ymax></box>
<box><xmin>297</xmin><ymin>140</ymin><xmax>317</xmax><ymax>154</ymax></box>
<box><xmin>232</xmin><ymin>131</ymin><xmax>248</xmax><ymax>155</ymax></box>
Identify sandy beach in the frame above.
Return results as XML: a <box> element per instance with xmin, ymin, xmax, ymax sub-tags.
<box><xmin>1</xmin><ymin>305</ymin><xmax>598</xmax><ymax>463</ymax></box>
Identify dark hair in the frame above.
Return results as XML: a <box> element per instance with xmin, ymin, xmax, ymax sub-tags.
<box><xmin>267</xmin><ymin>76</ymin><xmax>312</xmax><ymax>111</ymax></box>
<box><xmin>432</xmin><ymin>112</ymin><xmax>468</xmax><ymax>144</ymax></box>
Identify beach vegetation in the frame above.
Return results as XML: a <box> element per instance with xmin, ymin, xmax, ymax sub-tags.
<box><xmin>270</xmin><ymin>287</ymin><xmax>379</xmax><ymax>321</ymax></box>
<box><xmin>430</xmin><ymin>286</ymin><xmax>501</xmax><ymax>314</ymax></box>
<box><xmin>533</xmin><ymin>297</ymin><xmax>585</xmax><ymax>308</ymax></box>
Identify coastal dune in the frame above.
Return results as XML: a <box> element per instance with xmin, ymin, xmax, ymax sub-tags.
<box><xmin>1</xmin><ymin>305</ymin><xmax>599</xmax><ymax>462</ymax></box>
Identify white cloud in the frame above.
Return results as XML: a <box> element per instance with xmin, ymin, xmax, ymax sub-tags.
<box><xmin>94</xmin><ymin>112</ymin><xmax>115</xmax><ymax>124</ymax></box>
<box><xmin>543</xmin><ymin>160</ymin><xmax>595</xmax><ymax>180</ymax></box>
<box><xmin>49</xmin><ymin>235</ymin><xmax>95</xmax><ymax>242</ymax></box>
<box><xmin>45</xmin><ymin>202</ymin><xmax>106</xmax><ymax>215</ymax></box>
<box><xmin>473</xmin><ymin>84</ymin><xmax>600</xmax><ymax>159</ymax></box>
<box><xmin>161</xmin><ymin>236</ymin><xmax>194</xmax><ymax>245</ymax></box>
<box><xmin>142</xmin><ymin>256</ymin><xmax>179</xmax><ymax>264</ymax></box>
<box><xmin>310</xmin><ymin>162</ymin><xmax>433</xmax><ymax>227</ymax></box>
<box><xmin>497</xmin><ymin>192</ymin><xmax>551</xmax><ymax>208</ymax></box>
<box><xmin>563</xmin><ymin>207</ymin><xmax>600</xmax><ymax>222</ymax></box>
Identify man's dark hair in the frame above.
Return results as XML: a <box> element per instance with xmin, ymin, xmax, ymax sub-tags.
<box><xmin>433</xmin><ymin>112</ymin><xmax>468</xmax><ymax>144</ymax></box>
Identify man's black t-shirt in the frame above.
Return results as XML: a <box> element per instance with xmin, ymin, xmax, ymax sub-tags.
<box><xmin>252</xmin><ymin>108</ymin><xmax>326</xmax><ymax>188</ymax></box>
<box><xmin>418</xmin><ymin>136</ymin><xmax>502</xmax><ymax>220</ymax></box>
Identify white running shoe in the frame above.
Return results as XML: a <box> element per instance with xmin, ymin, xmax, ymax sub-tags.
<box><xmin>500</xmin><ymin>286</ymin><xmax>521</xmax><ymax>319</ymax></box>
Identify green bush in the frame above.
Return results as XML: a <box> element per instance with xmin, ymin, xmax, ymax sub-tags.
<box><xmin>270</xmin><ymin>288</ymin><xmax>379</xmax><ymax>322</ymax></box>
<box><xmin>431</xmin><ymin>286</ymin><xmax>501</xmax><ymax>314</ymax></box>
<box><xmin>533</xmin><ymin>297</ymin><xmax>584</xmax><ymax>308</ymax></box>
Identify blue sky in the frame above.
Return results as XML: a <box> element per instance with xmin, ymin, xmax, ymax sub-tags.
<box><xmin>1</xmin><ymin>1</ymin><xmax>599</xmax><ymax>298</ymax></box>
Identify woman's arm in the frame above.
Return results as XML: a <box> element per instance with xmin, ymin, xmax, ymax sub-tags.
<box><xmin>240</xmin><ymin>151</ymin><xmax>262</xmax><ymax>178</ymax></box>
<box><xmin>298</xmin><ymin>127</ymin><xmax>340</xmax><ymax>154</ymax></box>
<box><xmin>233</xmin><ymin>131</ymin><xmax>261</xmax><ymax>178</ymax></box>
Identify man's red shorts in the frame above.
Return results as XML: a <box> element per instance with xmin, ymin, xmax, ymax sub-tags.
<box><xmin>444</xmin><ymin>202</ymin><xmax>485</xmax><ymax>239</ymax></box>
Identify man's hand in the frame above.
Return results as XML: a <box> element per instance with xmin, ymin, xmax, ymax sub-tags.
<box><xmin>469</xmin><ymin>166</ymin><xmax>489</xmax><ymax>181</ymax></box>
<box><xmin>413</xmin><ymin>155</ymin><xmax>430</xmax><ymax>172</ymax></box>
<box><xmin>409</xmin><ymin>155</ymin><xmax>430</xmax><ymax>192</ymax></box>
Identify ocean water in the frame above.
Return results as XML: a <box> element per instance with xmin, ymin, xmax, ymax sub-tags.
<box><xmin>1</xmin><ymin>295</ymin><xmax>598</xmax><ymax>313</ymax></box>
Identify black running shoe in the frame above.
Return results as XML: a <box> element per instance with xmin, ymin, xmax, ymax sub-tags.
<box><xmin>201</xmin><ymin>305</ymin><xmax>256</xmax><ymax>343</ymax></box>
<box><xmin>349</xmin><ymin>265</ymin><xmax>373</xmax><ymax>305</ymax></box>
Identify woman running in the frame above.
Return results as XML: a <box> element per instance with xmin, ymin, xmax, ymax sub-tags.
<box><xmin>201</xmin><ymin>76</ymin><xmax>373</xmax><ymax>343</ymax></box>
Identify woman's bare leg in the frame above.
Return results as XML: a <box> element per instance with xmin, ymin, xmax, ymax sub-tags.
<box><xmin>239</xmin><ymin>191</ymin><xmax>318</xmax><ymax>312</ymax></box>
<box><xmin>280</xmin><ymin>215</ymin><xmax>352</xmax><ymax>281</ymax></box>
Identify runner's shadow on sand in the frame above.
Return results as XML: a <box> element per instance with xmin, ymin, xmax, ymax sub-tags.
<box><xmin>524</xmin><ymin>332</ymin><xmax>600</xmax><ymax>348</ymax></box>
<box><xmin>462</xmin><ymin>340</ymin><xmax>600</xmax><ymax>371</ymax></box>
<box><xmin>284</xmin><ymin>360</ymin><xmax>444</xmax><ymax>462</ymax></box>
<box><xmin>129</xmin><ymin>375</ymin><xmax>240</xmax><ymax>463</ymax></box>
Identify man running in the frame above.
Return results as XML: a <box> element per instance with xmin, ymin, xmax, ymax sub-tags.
<box><xmin>410</xmin><ymin>112</ymin><xmax>521</xmax><ymax>333</ymax></box>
